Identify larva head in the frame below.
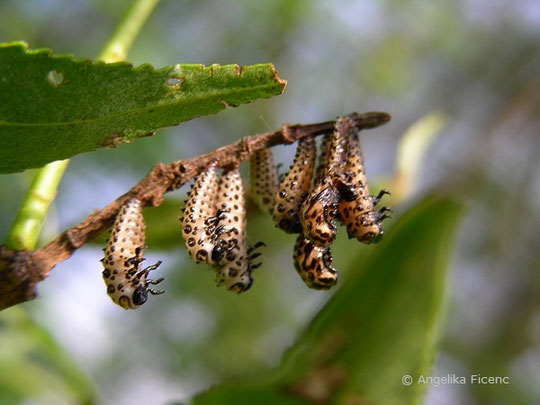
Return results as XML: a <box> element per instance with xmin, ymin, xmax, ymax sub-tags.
<box><xmin>340</xmin><ymin>199</ymin><xmax>389</xmax><ymax>244</ymax></box>
<box><xmin>293</xmin><ymin>235</ymin><xmax>338</xmax><ymax>290</ymax></box>
<box><xmin>273</xmin><ymin>137</ymin><xmax>316</xmax><ymax>234</ymax></box>
<box><xmin>299</xmin><ymin>181</ymin><xmax>339</xmax><ymax>248</ymax></box>
<box><xmin>112</xmin><ymin>281</ymin><xmax>148</xmax><ymax>310</ymax></box>
<box><xmin>250</xmin><ymin>148</ymin><xmax>278</xmax><ymax>214</ymax></box>
<box><xmin>216</xmin><ymin>262</ymin><xmax>254</xmax><ymax>293</ymax></box>
<box><xmin>355</xmin><ymin>210</ymin><xmax>384</xmax><ymax>244</ymax></box>
<box><xmin>103</xmin><ymin>261</ymin><xmax>164</xmax><ymax>309</ymax></box>
<box><xmin>214</xmin><ymin>244</ymin><xmax>254</xmax><ymax>294</ymax></box>
<box><xmin>181</xmin><ymin>164</ymin><xmax>222</xmax><ymax>265</ymax></box>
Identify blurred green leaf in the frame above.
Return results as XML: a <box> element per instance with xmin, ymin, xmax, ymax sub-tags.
<box><xmin>393</xmin><ymin>112</ymin><xmax>447</xmax><ymax>201</ymax></box>
<box><xmin>0</xmin><ymin>42</ymin><xmax>286</xmax><ymax>173</ymax></box>
<box><xmin>0</xmin><ymin>307</ymin><xmax>95</xmax><ymax>404</ymax></box>
<box><xmin>192</xmin><ymin>195</ymin><xmax>463</xmax><ymax>404</ymax></box>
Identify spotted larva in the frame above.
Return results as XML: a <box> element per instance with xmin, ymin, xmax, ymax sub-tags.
<box><xmin>102</xmin><ymin>198</ymin><xmax>163</xmax><ymax>309</ymax></box>
<box><xmin>250</xmin><ymin>148</ymin><xmax>278</xmax><ymax>214</ymax></box>
<box><xmin>337</xmin><ymin>117</ymin><xmax>391</xmax><ymax>243</ymax></box>
<box><xmin>299</xmin><ymin>118</ymin><xmax>350</xmax><ymax>247</ymax></box>
<box><xmin>214</xmin><ymin>168</ymin><xmax>262</xmax><ymax>293</ymax></box>
<box><xmin>214</xmin><ymin>240</ymin><xmax>264</xmax><ymax>293</ymax></box>
<box><xmin>293</xmin><ymin>235</ymin><xmax>338</xmax><ymax>290</ymax></box>
<box><xmin>273</xmin><ymin>137</ymin><xmax>316</xmax><ymax>233</ymax></box>
<box><xmin>181</xmin><ymin>163</ymin><xmax>228</xmax><ymax>264</ymax></box>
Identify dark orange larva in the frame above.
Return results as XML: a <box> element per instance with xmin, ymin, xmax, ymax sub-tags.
<box><xmin>337</xmin><ymin>116</ymin><xmax>391</xmax><ymax>244</ymax></box>
<box><xmin>273</xmin><ymin>137</ymin><xmax>316</xmax><ymax>233</ymax></box>
<box><xmin>102</xmin><ymin>198</ymin><xmax>163</xmax><ymax>309</ymax></box>
<box><xmin>293</xmin><ymin>235</ymin><xmax>338</xmax><ymax>290</ymax></box>
<box><xmin>299</xmin><ymin>118</ymin><xmax>349</xmax><ymax>248</ymax></box>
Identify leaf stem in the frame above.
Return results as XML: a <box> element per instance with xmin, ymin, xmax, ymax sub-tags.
<box><xmin>99</xmin><ymin>0</ymin><xmax>161</xmax><ymax>63</ymax></box>
<box><xmin>6</xmin><ymin>160</ymin><xmax>69</xmax><ymax>250</ymax></box>
<box><xmin>5</xmin><ymin>0</ymin><xmax>161</xmax><ymax>250</ymax></box>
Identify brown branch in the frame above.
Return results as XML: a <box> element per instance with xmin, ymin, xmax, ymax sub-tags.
<box><xmin>0</xmin><ymin>111</ymin><xmax>390</xmax><ymax>311</ymax></box>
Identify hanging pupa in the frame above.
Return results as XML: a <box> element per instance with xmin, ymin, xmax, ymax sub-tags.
<box><xmin>102</xmin><ymin>198</ymin><xmax>163</xmax><ymax>309</ymax></box>
<box><xmin>273</xmin><ymin>137</ymin><xmax>316</xmax><ymax>233</ymax></box>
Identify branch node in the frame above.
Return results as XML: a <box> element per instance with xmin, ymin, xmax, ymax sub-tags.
<box><xmin>281</xmin><ymin>124</ymin><xmax>297</xmax><ymax>144</ymax></box>
<box><xmin>0</xmin><ymin>245</ymin><xmax>43</xmax><ymax>310</ymax></box>
<box><xmin>66</xmin><ymin>229</ymin><xmax>84</xmax><ymax>249</ymax></box>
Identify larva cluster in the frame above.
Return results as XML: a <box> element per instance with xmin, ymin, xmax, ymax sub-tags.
<box><xmin>102</xmin><ymin>198</ymin><xmax>164</xmax><ymax>309</ymax></box>
<box><xmin>251</xmin><ymin>114</ymin><xmax>391</xmax><ymax>290</ymax></box>
<box><xmin>181</xmin><ymin>166</ymin><xmax>263</xmax><ymax>294</ymax></box>
<box><xmin>99</xmin><ymin>113</ymin><xmax>390</xmax><ymax>307</ymax></box>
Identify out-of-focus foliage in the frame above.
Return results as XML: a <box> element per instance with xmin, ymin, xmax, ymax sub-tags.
<box><xmin>0</xmin><ymin>0</ymin><xmax>539</xmax><ymax>404</ymax></box>
<box><xmin>0</xmin><ymin>42</ymin><xmax>285</xmax><ymax>173</ymax></box>
<box><xmin>0</xmin><ymin>308</ymin><xmax>95</xmax><ymax>404</ymax></box>
<box><xmin>193</xmin><ymin>197</ymin><xmax>463</xmax><ymax>404</ymax></box>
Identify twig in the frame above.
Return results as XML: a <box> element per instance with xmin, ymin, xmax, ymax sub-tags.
<box><xmin>0</xmin><ymin>111</ymin><xmax>390</xmax><ymax>311</ymax></box>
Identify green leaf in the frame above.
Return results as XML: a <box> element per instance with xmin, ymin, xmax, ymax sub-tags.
<box><xmin>192</xmin><ymin>196</ymin><xmax>463</xmax><ymax>405</ymax></box>
<box><xmin>0</xmin><ymin>307</ymin><xmax>96</xmax><ymax>404</ymax></box>
<box><xmin>0</xmin><ymin>42</ymin><xmax>286</xmax><ymax>173</ymax></box>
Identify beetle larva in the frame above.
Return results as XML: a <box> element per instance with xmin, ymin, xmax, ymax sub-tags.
<box><xmin>293</xmin><ymin>235</ymin><xmax>338</xmax><ymax>290</ymax></box>
<box><xmin>214</xmin><ymin>168</ymin><xmax>262</xmax><ymax>293</ymax></box>
<box><xmin>181</xmin><ymin>163</ymin><xmax>228</xmax><ymax>264</ymax></box>
<box><xmin>337</xmin><ymin>117</ymin><xmax>391</xmax><ymax>243</ymax></box>
<box><xmin>102</xmin><ymin>198</ymin><xmax>164</xmax><ymax>309</ymax></box>
<box><xmin>273</xmin><ymin>137</ymin><xmax>316</xmax><ymax>233</ymax></box>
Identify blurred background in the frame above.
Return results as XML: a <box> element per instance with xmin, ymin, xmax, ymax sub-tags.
<box><xmin>0</xmin><ymin>0</ymin><xmax>539</xmax><ymax>404</ymax></box>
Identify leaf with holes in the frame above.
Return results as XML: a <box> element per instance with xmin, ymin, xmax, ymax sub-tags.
<box><xmin>191</xmin><ymin>196</ymin><xmax>463</xmax><ymax>405</ymax></box>
<box><xmin>0</xmin><ymin>42</ymin><xmax>286</xmax><ymax>173</ymax></box>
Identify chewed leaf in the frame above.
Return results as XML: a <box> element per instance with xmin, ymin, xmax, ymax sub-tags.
<box><xmin>0</xmin><ymin>42</ymin><xmax>286</xmax><ymax>173</ymax></box>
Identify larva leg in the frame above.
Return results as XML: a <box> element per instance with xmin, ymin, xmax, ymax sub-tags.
<box><xmin>147</xmin><ymin>288</ymin><xmax>165</xmax><ymax>295</ymax></box>
<box><xmin>372</xmin><ymin>189</ymin><xmax>391</xmax><ymax>205</ymax></box>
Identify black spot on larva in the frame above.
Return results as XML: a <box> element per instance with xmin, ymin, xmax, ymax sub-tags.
<box><xmin>102</xmin><ymin>269</ymin><xmax>111</xmax><ymax>278</ymax></box>
<box><xmin>198</xmin><ymin>249</ymin><xmax>208</xmax><ymax>257</ymax></box>
<box><xmin>107</xmin><ymin>284</ymin><xmax>115</xmax><ymax>294</ymax></box>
